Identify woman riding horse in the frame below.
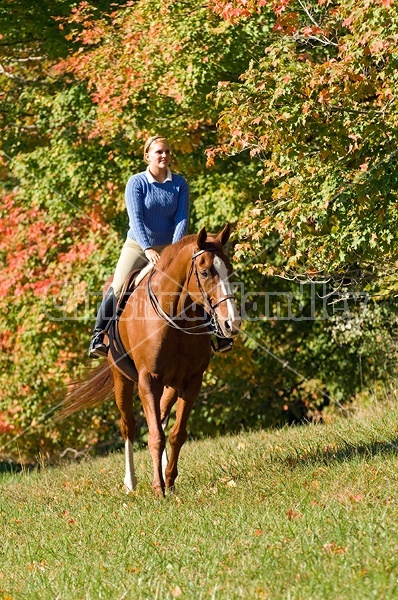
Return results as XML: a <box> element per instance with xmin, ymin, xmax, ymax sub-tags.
<box><xmin>61</xmin><ymin>224</ymin><xmax>241</xmax><ymax>496</ymax></box>
<box><xmin>89</xmin><ymin>135</ymin><xmax>232</xmax><ymax>357</ymax></box>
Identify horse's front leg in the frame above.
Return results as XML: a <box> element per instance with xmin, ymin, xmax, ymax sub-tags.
<box><xmin>160</xmin><ymin>387</ymin><xmax>179</xmax><ymax>483</ymax></box>
<box><xmin>139</xmin><ymin>375</ymin><xmax>166</xmax><ymax>496</ymax></box>
<box><xmin>112</xmin><ymin>367</ymin><xmax>137</xmax><ymax>493</ymax></box>
<box><xmin>165</xmin><ymin>376</ymin><xmax>202</xmax><ymax>491</ymax></box>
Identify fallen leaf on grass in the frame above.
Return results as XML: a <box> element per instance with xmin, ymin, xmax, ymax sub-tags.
<box><xmin>357</xmin><ymin>568</ymin><xmax>368</xmax><ymax>577</ymax></box>
<box><xmin>27</xmin><ymin>560</ymin><xmax>47</xmax><ymax>572</ymax></box>
<box><xmin>171</xmin><ymin>585</ymin><xmax>182</xmax><ymax>597</ymax></box>
<box><xmin>323</xmin><ymin>542</ymin><xmax>347</xmax><ymax>555</ymax></box>
<box><xmin>337</xmin><ymin>492</ymin><xmax>365</xmax><ymax>504</ymax></box>
<box><xmin>350</xmin><ymin>494</ymin><xmax>364</xmax><ymax>502</ymax></box>
<box><xmin>286</xmin><ymin>508</ymin><xmax>303</xmax><ymax>520</ymax></box>
<box><xmin>126</xmin><ymin>566</ymin><xmax>140</xmax><ymax>574</ymax></box>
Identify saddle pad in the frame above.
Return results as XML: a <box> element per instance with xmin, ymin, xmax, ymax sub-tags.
<box><xmin>107</xmin><ymin>267</ymin><xmax>151</xmax><ymax>383</ymax></box>
<box><xmin>134</xmin><ymin>262</ymin><xmax>153</xmax><ymax>287</ymax></box>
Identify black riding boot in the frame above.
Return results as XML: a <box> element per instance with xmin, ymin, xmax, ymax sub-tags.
<box><xmin>88</xmin><ymin>287</ymin><xmax>117</xmax><ymax>358</ymax></box>
<box><xmin>212</xmin><ymin>336</ymin><xmax>234</xmax><ymax>354</ymax></box>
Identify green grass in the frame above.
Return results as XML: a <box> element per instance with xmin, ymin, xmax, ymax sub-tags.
<box><xmin>1</xmin><ymin>401</ymin><xmax>398</xmax><ymax>599</ymax></box>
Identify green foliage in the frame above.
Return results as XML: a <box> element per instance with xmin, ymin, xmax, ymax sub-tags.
<box><xmin>210</xmin><ymin>0</ymin><xmax>398</xmax><ymax>281</ymax></box>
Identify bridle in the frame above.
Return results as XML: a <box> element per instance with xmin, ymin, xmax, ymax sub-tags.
<box><xmin>191</xmin><ymin>248</ymin><xmax>236</xmax><ymax>335</ymax></box>
<box><xmin>147</xmin><ymin>247</ymin><xmax>235</xmax><ymax>337</ymax></box>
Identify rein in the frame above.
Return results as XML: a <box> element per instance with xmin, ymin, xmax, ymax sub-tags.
<box><xmin>147</xmin><ymin>248</ymin><xmax>234</xmax><ymax>337</ymax></box>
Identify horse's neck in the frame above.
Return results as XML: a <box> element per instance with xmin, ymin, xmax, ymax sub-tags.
<box><xmin>156</xmin><ymin>250</ymin><xmax>192</xmax><ymax>316</ymax></box>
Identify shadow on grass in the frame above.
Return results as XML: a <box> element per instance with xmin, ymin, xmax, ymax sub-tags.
<box><xmin>0</xmin><ymin>460</ymin><xmax>36</xmax><ymax>475</ymax></box>
<box><xmin>282</xmin><ymin>437</ymin><xmax>398</xmax><ymax>470</ymax></box>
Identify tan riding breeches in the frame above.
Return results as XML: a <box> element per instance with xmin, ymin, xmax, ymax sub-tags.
<box><xmin>112</xmin><ymin>237</ymin><xmax>166</xmax><ymax>297</ymax></box>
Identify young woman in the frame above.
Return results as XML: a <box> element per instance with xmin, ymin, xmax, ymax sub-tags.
<box><xmin>88</xmin><ymin>135</ymin><xmax>190</xmax><ymax>358</ymax></box>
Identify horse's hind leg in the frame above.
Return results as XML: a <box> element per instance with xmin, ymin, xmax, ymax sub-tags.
<box><xmin>112</xmin><ymin>368</ymin><xmax>137</xmax><ymax>493</ymax></box>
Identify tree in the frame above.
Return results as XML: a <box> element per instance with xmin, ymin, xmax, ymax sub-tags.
<box><xmin>207</xmin><ymin>0</ymin><xmax>398</xmax><ymax>287</ymax></box>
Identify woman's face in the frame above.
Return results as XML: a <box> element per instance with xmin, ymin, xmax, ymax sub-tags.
<box><xmin>146</xmin><ymin>141</ymin><xmax>171</xmax><ymax>170</ymax></box>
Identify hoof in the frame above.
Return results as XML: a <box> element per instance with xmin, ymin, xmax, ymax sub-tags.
<box><xmin>153</xmin><ymin>485</ymin><xmax>166</xmax><ymax>498</ymax></box>
<box><xmin>124</xmin><ymin>476</ymin><xmax>137</xmax><ymax>494</ymax></box>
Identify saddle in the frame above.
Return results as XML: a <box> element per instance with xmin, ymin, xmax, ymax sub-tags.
<box><xmin>107</xmin><ymin>267</ymin><xmax>151</xmax><ymax>382</ymax></box>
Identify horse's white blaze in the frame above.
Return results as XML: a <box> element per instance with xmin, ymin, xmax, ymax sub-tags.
<box><xmin>213</xmin><ymin>256</ymin><xmax>240</xmax><ymax>334</ymax></box>
<box><xmin>124</xmin><ymin>439</ymin><xmax>137</xmax><ymax>493</ymax></box>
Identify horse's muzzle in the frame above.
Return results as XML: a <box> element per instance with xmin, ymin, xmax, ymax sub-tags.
<box><xmin>220</xmin><ymin>314</ymin><xmax>241</xmax><ymax>338</ymax></box>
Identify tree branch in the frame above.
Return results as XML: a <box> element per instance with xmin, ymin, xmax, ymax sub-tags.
<box><xmin>0</xmin><ymin>62</ymin><xmax>56</xmax><ymax>86</ymax></box>
<box><xmin>9</xmin><ymin>56</ymin><xmax>46</xmax><ymax>63</ymax></box>
<box><xmin>297</xmin><ymin>0</ymin><xmax>338</xmax><ymax>47</ymax></box>
<box><xmin>0</xmin><ymin>63</ymin><xmax>23</xmax><ymax>81</ymax></box>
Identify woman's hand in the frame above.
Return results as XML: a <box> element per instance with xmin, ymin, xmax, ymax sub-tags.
<box><xmin>144</xmin><ymin>248</ymin><xmax>161</xmax><ymax>264</ymax></box>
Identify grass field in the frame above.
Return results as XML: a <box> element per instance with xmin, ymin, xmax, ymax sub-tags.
<box><xmin>1</xmin><ymin>399</ymin><xmax>398</xmax><ymax>599</ymax></box>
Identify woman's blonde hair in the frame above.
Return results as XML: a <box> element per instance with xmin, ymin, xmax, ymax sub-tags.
<box><xmin>143</xmin><ymin>135</ymin><xmax>170</xmax><ymax>162</ymax></box>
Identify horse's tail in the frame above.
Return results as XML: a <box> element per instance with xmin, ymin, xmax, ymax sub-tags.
<box><xmin>56</xmin><ymin>363</ymin><xmax>114</xmax><ymax>420</ymax></box>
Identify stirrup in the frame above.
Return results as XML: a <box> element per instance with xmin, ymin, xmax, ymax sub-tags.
<box><xmin>88</xmin><ymin>335</ymin><xmax>108</xmax><ymax>359</ymax></box>
<box><xmin>211</xmin><ymin>337</ymin><xmax>234</xmax><ymax>354</ymax></box>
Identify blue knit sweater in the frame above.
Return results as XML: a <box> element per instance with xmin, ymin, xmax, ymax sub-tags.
<box><xmin>125</xmin><ymin>170</ymin><xmax>190</xmax><ymax>250</ymax></box>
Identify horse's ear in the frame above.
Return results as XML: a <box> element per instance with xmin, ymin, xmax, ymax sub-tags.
<box><xmin>197</xmin><ymin>226</ymin><xmax>207</xmax><ymax>249</ymax></box>
<box><xmin>216</xmin><ymin>223</ymin><xmax>231</xmax><ymax>247</ymax></box>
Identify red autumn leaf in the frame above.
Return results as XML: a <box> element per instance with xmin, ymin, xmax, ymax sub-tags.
<box><xmin>286</xmin><ymin>508</ymin><xmax>303</xmax><ymax>520</ymax></box>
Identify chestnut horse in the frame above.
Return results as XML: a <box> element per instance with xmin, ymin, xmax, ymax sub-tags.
<box><xmin>61</xmin><ymin>224</ymin><xmax>241</xmax><ymax>496</ymax></box>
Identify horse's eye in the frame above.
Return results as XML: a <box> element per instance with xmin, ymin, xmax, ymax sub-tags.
<box><xmin>200</xmin><ymin>269</ymin><xmax>209</xmax><ymax>279</ymax></box>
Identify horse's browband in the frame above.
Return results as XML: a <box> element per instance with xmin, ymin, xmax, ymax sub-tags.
<box><xmin>191</xmin><ymin>248</ymin><xmax>210</xmax><ymax>259</ymax></box>
<box><xmin>191</xmin><ymin>249</ymin><xmax>207</xmax><ymax>259</ymax></box>
<box><xmin>191</xmin><ymin>244</ymin><xmax>225</xmax><ymax>260</ymax></box>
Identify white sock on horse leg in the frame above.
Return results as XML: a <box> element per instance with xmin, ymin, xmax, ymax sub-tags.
<box><xmin>161</xmin><ymin>419</ymin><xmax>169</xmax><ymax>483</ymax></box>
<box><xmin>124</xmin><ymin>439</ymin><xmax>137</xmax><ymax>493</ymax></box>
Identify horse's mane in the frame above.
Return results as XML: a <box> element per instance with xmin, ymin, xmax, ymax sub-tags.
<box><xmin>156</xmin><ymin>233</ymin><xmax>222</xmax><ymax>272</ymax></box>
<box><xmin>155</xmin><ymin>234</ymin><xmax>196</xmax><ymax>272</ymax></box>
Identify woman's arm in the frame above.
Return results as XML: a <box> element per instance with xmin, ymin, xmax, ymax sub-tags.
<box><xmin>125</xmin><ymin>176</ymin><xmax>152</xmax><ymax>250</ymax></box>
<box><xmin>172</xmin><ymin>178</ymin><xmax>190</xmax><ymax>243</ymax></box>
